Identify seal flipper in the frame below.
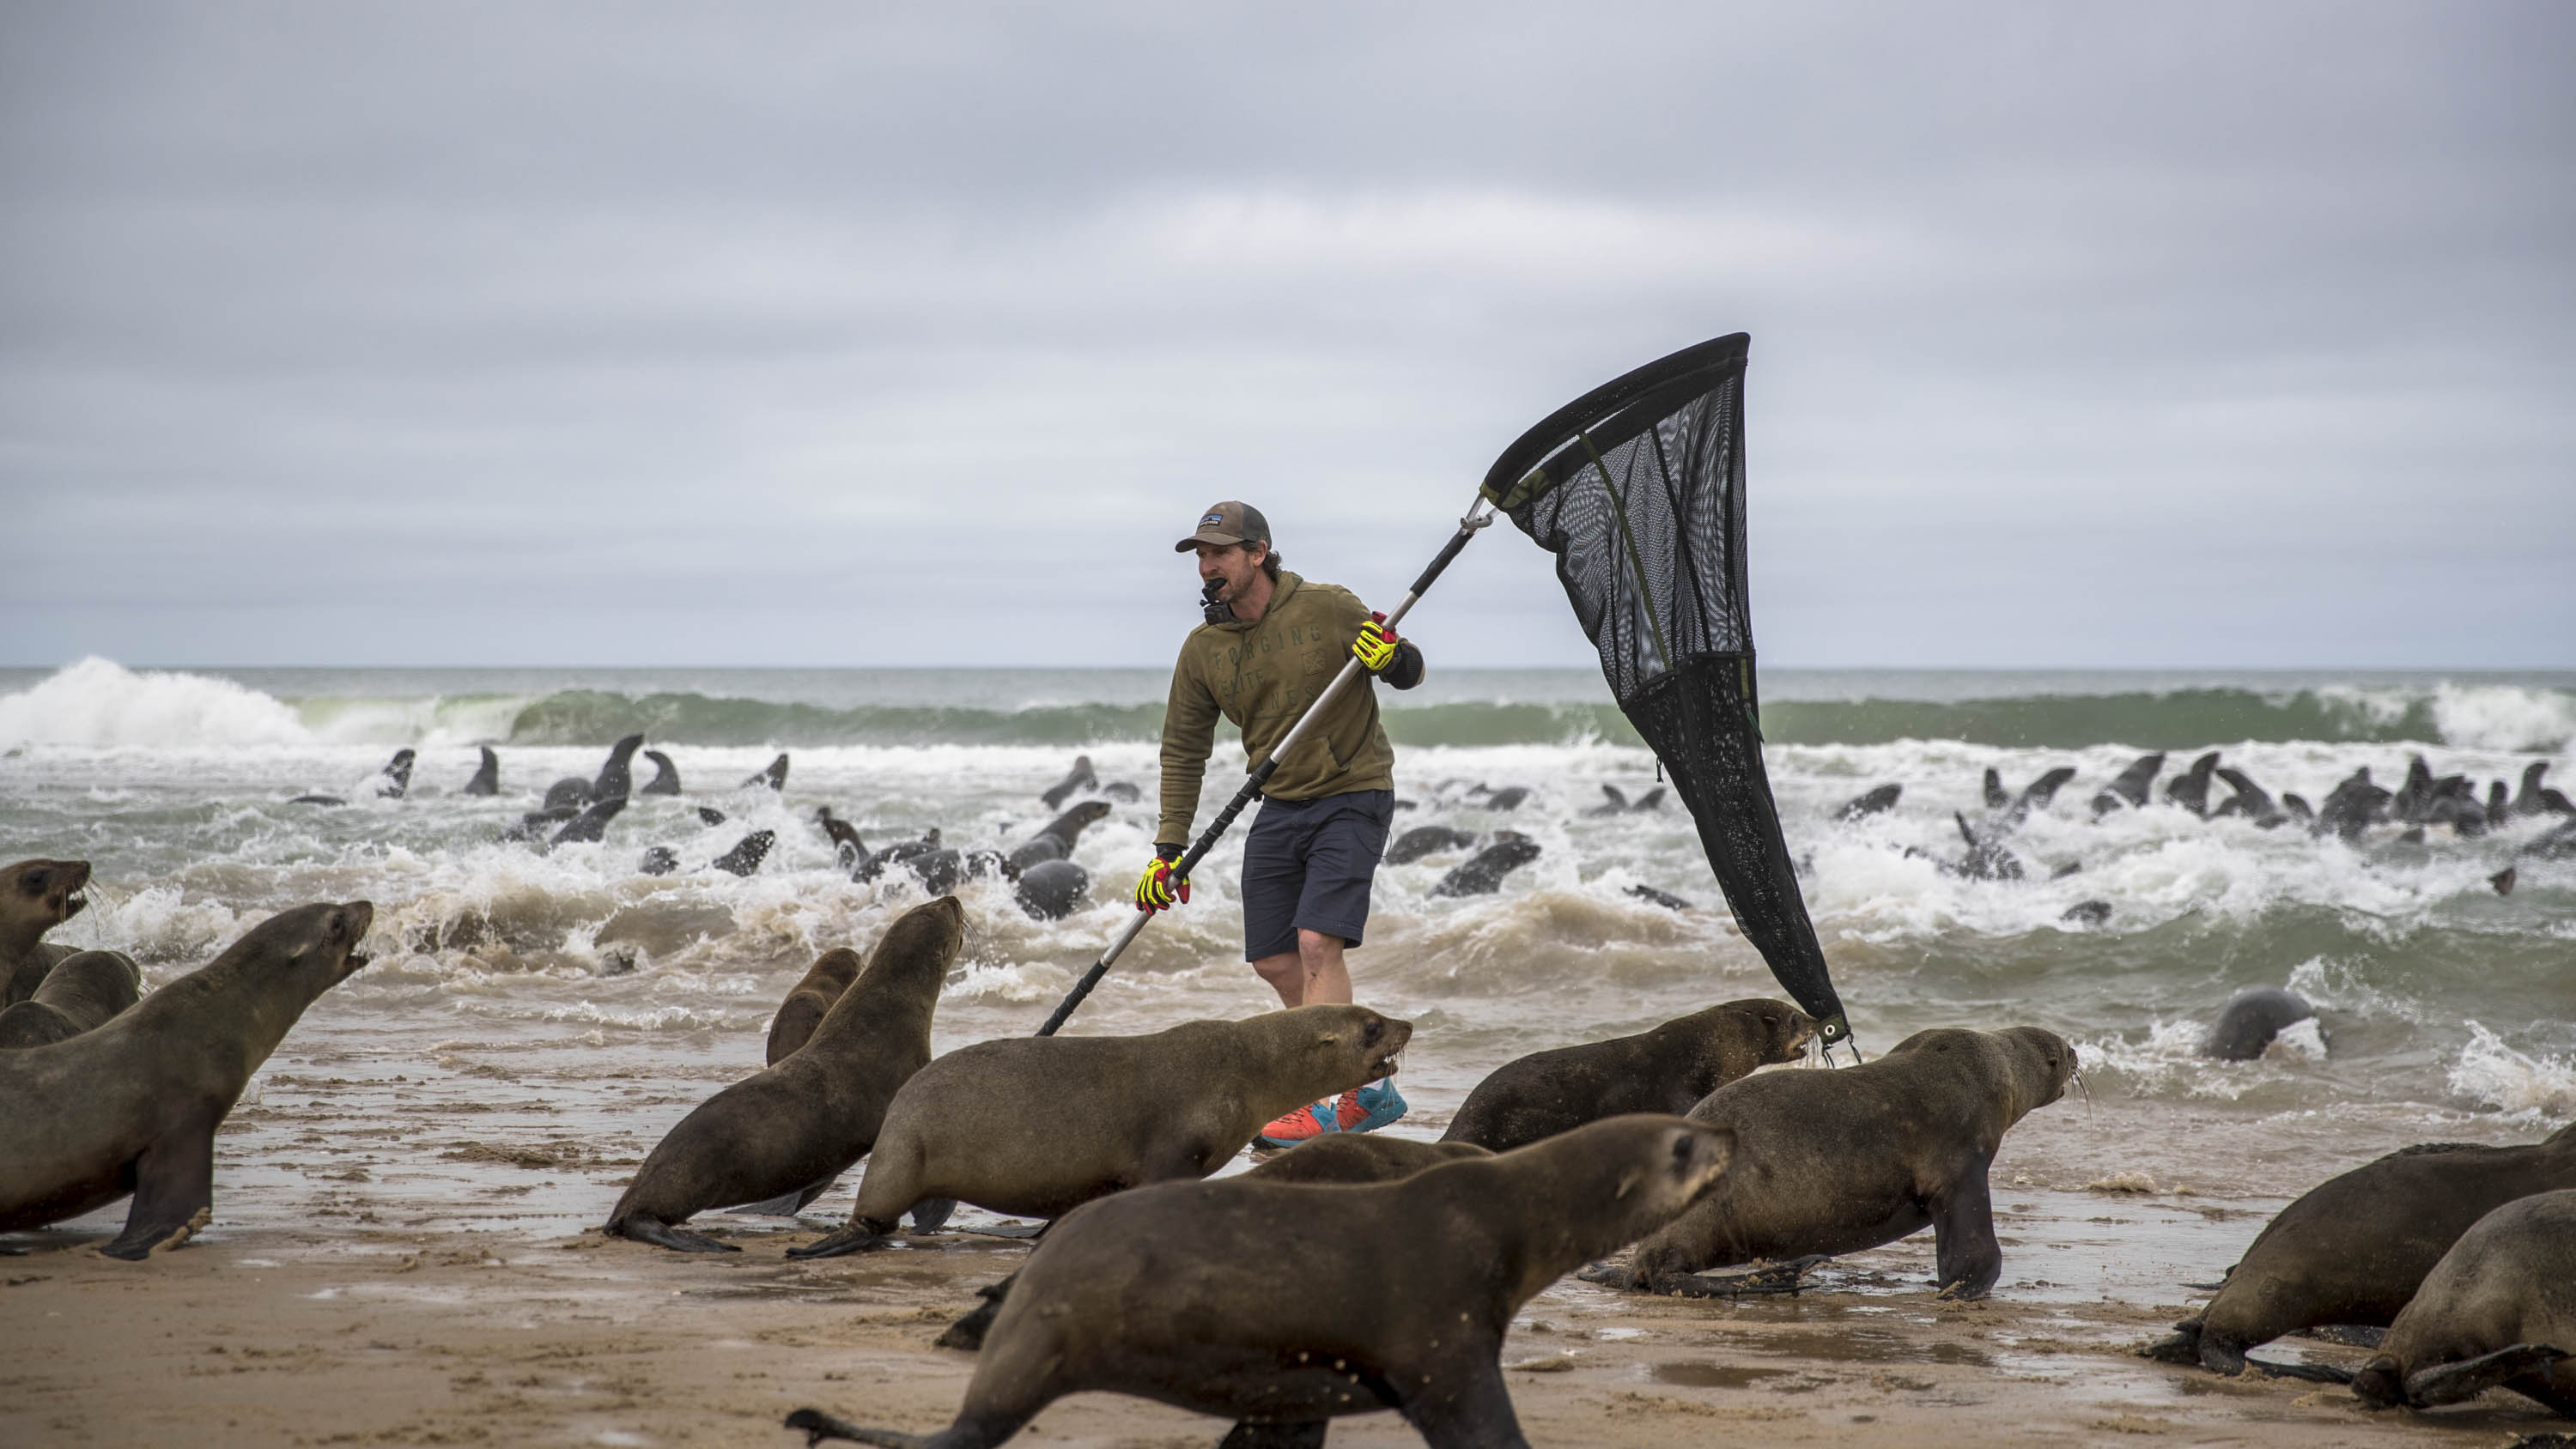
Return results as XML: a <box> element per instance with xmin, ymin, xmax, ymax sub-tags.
<box><xmin>732</xmin><ymin>1172</ymin><xmax>839</xmax><ymax>1218</ymax></box>
<box><xmin>1929</xmin><ymin>1154</ymin><xmax>2002</xmax><ymax>1300</ymax></box>
<box><xmin>781</xmin><ymin>1408</ymin><xmax>937</xmax><ymax>1447</ymax></box>
<box><xmin>2239</xmin><ymin>1354</ymin><xmax>2354</xmax><ymax>1384</ymax></box>
<box><xmin>610</xmin><ymin>1214</ymin><xmax>743</xmax><ymax>1254</ymax></box>
<box><xmin>1397</xmin><ymin>1359</ymin><xmax>1528</xmax><ymax>1449</ymax></box>
<box><xmin>786</xmin><ymin>1218</ymin><xmax>892</xmax><ymax>1259</ymax></box>
<box><xmin>935</xmin><ymin>1271</ymin><xmax>1018</xmax><ymax>1351</ymax></box>
<box><xmin>1218</xmin><ymin>1421</ymin><xmax>1328</xmax><ymax>1448</ymax></box>
<box><xmin>910</xmin><ymin>1197</ymin><xmax>957</xmax><ymax>1233</ymax></box>
<box><xmin>101</xmin><ymin>1115</ymin><xmax>217</xmax><ymax>1260</ymax></box>
<box><xmin>2403</xmin><ymin>1343</ymin><xmax>2571</xmax><ymax>1409</ymax></box>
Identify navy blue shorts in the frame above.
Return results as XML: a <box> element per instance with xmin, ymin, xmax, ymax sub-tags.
<box><xmin>1240</xmin><ymin>789</ymin><xmax>1394</xmax><ymax>961</ymax></box>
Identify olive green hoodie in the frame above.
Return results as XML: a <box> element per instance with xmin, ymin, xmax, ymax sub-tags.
<box><xmin>1157</xmin><ymin>570</ymin><xmax>1422</xmax><ymax>845</ymax></box>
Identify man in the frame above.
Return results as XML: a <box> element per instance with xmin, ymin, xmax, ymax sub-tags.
<box><xmin>1136</xmin><ymin>500</ymin><xmax>1425</xmax><ymax>1145</ymax></box>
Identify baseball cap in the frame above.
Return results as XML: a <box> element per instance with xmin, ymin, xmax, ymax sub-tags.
<box><xmin>1175</xmin><ymin>500</ymin><xmax>1272</xmax><ymax>553</ymax></box>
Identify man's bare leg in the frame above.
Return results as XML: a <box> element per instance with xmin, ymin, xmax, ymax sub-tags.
<box><xmin>1250</xmin><ymin>930</ymin><xmax>1350</xmax><ymax>1009</ymax></box>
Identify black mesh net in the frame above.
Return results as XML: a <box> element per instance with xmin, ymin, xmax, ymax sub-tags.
<box><xmin>1483</xmin><ymin>334</ymin><xmax>1849</xmax><ymax>1045</ymax></box>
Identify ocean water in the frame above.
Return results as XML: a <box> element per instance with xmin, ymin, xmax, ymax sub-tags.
<box><xmin>3</xmin><ymin>657</ymin><xmax>2572</xmax><ymax>1254</ymax></box>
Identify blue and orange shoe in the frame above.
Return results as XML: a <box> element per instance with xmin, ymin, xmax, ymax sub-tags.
<box><xmin>1255</xmin><ymin>1078</ymin><xmax>1409</xmax><ymax>1148</ymax></box>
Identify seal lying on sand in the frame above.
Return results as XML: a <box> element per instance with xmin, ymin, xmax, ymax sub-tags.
<box><xmin>2145</xmin><ymin>1123</ymin><xmax>2576</xmax><ymax>1374</ymax></box>
<box><xmin>605</xmin><ymin>900</ymin><xmax>963</xmax><ymax>1253</ymax></box>
<box><xmin>788</xmin><ymin>1115</ymin><xmax>1734</xmax><ymax>1449</ymax></box>
<box><xmin>2200</xmin><ymin>987</ymin><xmax>2316</xmax><ymax>1060</ymax></box>
<box><xmin>786</xmin><ymin>1004</ymin><xmax>1413</xmax><ymax>1259</ymax></box>
<box><xmin>937</xmin><ymin>1134</ymin><xmax>1494</xmax><ymax>1355</ymax></box>
<box><xmin>2352</xmin><ymin>1189</ymin><xmax>2576</xmax><ymax>1415</ymax></box>
<box><xmin>766</xmin><ymin>948</ymin><xmax>864</xmax><ymax>1065</ymax></box>
<box><xmin>1615</xmin><ymin>1025</ymin><xmax>2075</xmax><ymax>1300</ymax></box>
<box><xmin>1442</xmin><ymin>998</ymin><xmax>1814</xmax><ymax>1152</ymax></box>
<box><xmin>0</xmin><ymin>901</ymin><xmax>374</xmax><ymax>1259</ymax></box>
<box><xmin>2</xmin><ymin>858</ymin><xmax>90</xmax><ymax>1006</ymax></box>
<box><xmin>0</xmin><ymin>950</ymin><xmax>141</xmax><ymax>1049</ymax></box>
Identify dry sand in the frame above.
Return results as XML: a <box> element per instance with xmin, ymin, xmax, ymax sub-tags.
<box><xmin>6</xmin><ymin>1202</ymin><xmax>2568</xmax><ymax>1447</ymax></box>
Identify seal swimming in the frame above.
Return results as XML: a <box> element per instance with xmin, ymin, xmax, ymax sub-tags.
<box><xmin>1428</xmin><ymin>833</ymin><xmax>1540</xmax><ymax>897</ymax></box>
<box><xmin>0</xmin><ymin>901</ymin><xmax>374</xmax><ymax>1259</ymax></box>
<box><xmin>605</xmin><ymin>898</ymin><xmax>963</xmax><ymax>1253</ymax></box>
<box><xmin>1617</xmin><ymin>1025</ymin><xmax>2075</xmax><ymax>1299</ymax></box>
<box><xmin>2351</xmin><ymin>1189</ymin><xmax>2576</xmax><ymax>1415</ymax></box>
<box><xmin>1000</xmin><ymin>802</ymin><xmax>1109</xmax><ymax>876</ymax></box>
<box><xmin>0</xmin><ymin>949</ymin><xmax>141</xmax><ymax>1049</ymax></box>
<box><xmin>2200</xmin><ymin>987</ymin><xmax>2317</xmax><ymax>1060</ymax></box>
<box><xmin>1010</xmin><ymin>858</ymin><xmax>1088</xmax><ymax>921</ymax></box>
<box><xmin>786</xmin><ymin>1004</ymin><xmax>1412</xmax><ymax>1259</ymax></box>
<box><xmin>639</xmin><ymin>749</ymin><xmax>682</xmax><ymax>795</ymax></box>
<box><xmin>787</xmin><ymin>1114</ymin><xmax>1734</xmax><ymax>1449</ymax></box>
<box><xmin>1</xmin><ymin>858</ymin><xmax>90</xmax><ymax>1006</ymax></box>
<box><xmin>461</xmin><ymin>745</ymin><xmax>501</xmax><ymax>797</ymax></box>
<box><xmin>1442</xmin><ymin>998</ymin><xmax>1815</xmax><ymax>1152</ymax></box>
<box><xmin>2144</xmin><ymin>1122</ymin><xmax>2576</xmax><ymax>1375</ymax></box>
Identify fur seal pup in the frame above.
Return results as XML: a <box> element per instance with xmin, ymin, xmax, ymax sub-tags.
<box><xmin>1835</xmin><ymin>782</ymin><xmax>1903</xmax><ymax>822</ymax></box>
<box><xmin>1384</xmin><ymin>825</ymin><xmax>1477</xmax><ymax>865</ymax></box>
<box><xmin>815</xmin><ymin>807</ymin><xmax>868</xmax><ymax>867</ymax></box>
<box><xmin>1011</xmin><ymin>858</ymin><xmax>1088</xmax><ymax>921</ymax></box>
<box><xmin>0</xmin><ymin>901</ymin><xmax>373</xmax><ymax>1258</ymax></box>
<box><xmin>2091</xmin><ymin>752</ymin><xmax>2166</xmax><ymax>817</ymax></box>
<box><xmin>639</xmin><ymin>749</ymin><xmax>681</xmax><ymax>795</ymax></box>
<box><xmin>1000</xmin><ymin>802</ymin><xmax>1110</xmax><ymax>877</ymax></box>
<box><xmin>2201</xmin><ymin>987</ymin><xmax>2316</xmax><ymax>1060</ymax></box>
<box><xmin>592</xmin><ymin>733</ymin><xmax>645</xmax><ymax>802</ymax></box>
<box><xmin>2352</xmin><ymin>1189</ymin><xmax>2576</xmax><ymax>1414</ymax></box>
<box><xmin>785</xmin><ymin>1004</ymin><xmax>1413</xmax><ymax>1259</ymax></box>
<box><xmin>787</xmin><ymin>1114</ymin><xmax>1734</xmax><ymax>1449</ymax></box>
<box><xmin>2164</xmin><ymin>751</ymin><xmax>2221</xmax><ymax>816</ymax></box>
<box><xmin>745</xmin><ymin>753</ymin><xmax>790</xmax><ymax>791</ymax></box>
<box><xmin>461</xmin><ymin>745</ymin><xmax>501</xmax><ymax>796</ymax></box>
<box><xmin>1429</xmin><ymin>833</ymin><xmax>1540</xmax><ymax>898</ymax></box>
<box><xmin>543</xmin><ymin>776</ymin><xmax>592</xmax><ymax>811</ymax></box>
<box><xmin>2146</xmin><ymin>1123</ymin><xmax>2576</xmax><ymax>1374</ymax></box>
<box><xmin>767</xmin><ymin>948</ymin><xmax>864</xmax><ymax>1065</ymax></box>
<box><xmin>605</xmin><ymin>899</ymin><xmax>963</xmax><ymax>1253</ymax></box>
<box><xmin>2</xmin><ymin>858</ymin><xmax>90</xmax><ymax>1006</ymax></box>
<box><xmin>376</xmin><ymin>748</ymin><xmax>416</xmax><ymax>799</ymax></box>
<box><xmin>1038</xmin><ymin>755</ymin><xmax>1097</xmax><ymax>810</ymax></box>
<box><xmin>1619</xmin><ymin>1025</ymin><xmax>2075</xmax><ymax>1300</ymax></box>
<box><xmin>0</xmin><ymin>949</ymin><xmax>141</xmax><ymax>1049</ymax></box>
<box><xmin>1443</xmin><ymin>999</ymin><xmax>1815</xmax><ymax>1152</ymax></box>
<box><xmin>711</xmin><ymin>830</ymin><xmax>775</xmax><ymax>876</ymax></box>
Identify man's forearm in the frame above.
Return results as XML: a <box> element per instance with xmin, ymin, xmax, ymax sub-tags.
<box><xmin>1382</xmin><ymin>640</ymin><xmax>1425</xmax><ymax>690</ymax></box>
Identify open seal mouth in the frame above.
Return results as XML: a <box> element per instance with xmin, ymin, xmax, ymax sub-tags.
<box><xmin>1368</xmin><ymin>1048</ymin><xmax>1403</xmax><ymax>1082</ymax></box>
<box><xmin>63</xmin><ymin>887</ymin><xmax>88</xmax><ymax>921</ymax></box>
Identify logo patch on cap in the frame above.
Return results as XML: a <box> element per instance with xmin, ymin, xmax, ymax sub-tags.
<box><xmin>1201</xmin><ymin>512</ymin><xmax>1226</xmax><ymax>525</ymax></box>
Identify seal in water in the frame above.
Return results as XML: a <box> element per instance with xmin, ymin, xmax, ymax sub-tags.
<box><xmin>1443</xmin><ymin>998</ymin><xmax>1815</xmax><ymax>1152</ymax></box>
<box><xmin>1</xmin><ymin>858</ymin><xmax>90</xmax><ymax>1006</ymax></box>
<box><xmin>766</xmin><ymin>947</ymin><xmax>864</xmax><ymax>1065</ymax></box>
<box><xmin>1835</xmin><ymin>782</ymin><xmax>1903</xmax><ymax>822</ymax></box>
<box><xmin>542</xmin><ymin>776</ymin><xmax>592</xmax><ymax>812</ymax></box>
<box><xmin>786</xmin><ymin>1114</ymin><xmax>1734</xmax><ymax>1449</ymax></box>
<box><xmin>2352</xmin><ymin>1189</ymin><xmax>2576</xmax><ymax>1415</ymax></box>
<box><xmin>639</xmin><ymin>749</ymin><xmax>682</xmax><ymax>795</ymax></box>
<box><xmin>605</xmin><ymin>898</ymin><xmax>963</xmax><ymax>1253</ymax></box>
<box><xmin>376</xmin><ymin>748</ymin><xmax>416</xmax><ymax>799</ymax></box>
<box><xmin>548</xmin><ymin>797</ymin><xmax>626</xmax><ymax>846</ymax></box>
<box><xmin>1618</xmin><ymin>1026</ymin><xmax>2075</xmax><ymax>1299</ymax></box>
<box><xmin>0</xmin><ymin>901</ymin><xmax>373</xmax><ymax>1258</ymax></box>
<box><xmin>1001</xmin><ymin>802</ymin><xmax>1110</xmax><ymax>877</ymax></box>
<box><xmin>1038</xmin><ymin>755</ymin><xmax>1097</xmax><ymax>810</ymax></box>
<box><xmin>2143</xmin><ymin>1127</ymin><xmax>2576</xmax><ymax>1379</ymax></box>
<box><xmin>2164</xmin><ymin>751</ymin><xmax>2221</xmax><ymax>817</ymax></box>
<box><xmin>744</xmin><ymin>754</ymin><xmax>790</xmax><ymax>791</ymax></box>
<box><xmin>2201</xmin><ymin>987</ymin><xmax>2316</xmax><ymax>1061</ymax></box>
<box><xmin>711</xmin><ymin>830</ymin><xmax>775</xmax><ymax>876</ymax></box>
<box><xmin>2090</xmin><ymin>752</ymin><xmax>2166</xmax><ymax>817</ymax></box>
<box><xmin>815</xmin><ymin>807</ymin><xmax>868</xmax><ymax>868</ymax></box>
<box><xmin>936</xmin><ymin>1135</ymin><xmax>1494</xmax><ymax>1354</ymax></box>
<box><xmin>785</xmin><ymin>1003</ymin><xmax>1413</xmax><ymax>1259</ymax></box>
<box><xmin>0</xmin><ymin>949</ymin><xmax>142</xmax><ymax>1049</ymax></box>
<box><xmin>592</xmin><ymin>734</ymin><xmax>645</xmax><ymax>802</ymax></box>
<box><xmin>1428</xmin><ymin>833</ymin><xmax>1540</xmax><ymax>898</ymax></box>
<box><xmin>1011</xmin><ymin>858</ymin><xmax>1088</xmax><ymax>921</ymax></box>
<box><xmin>2146</xmin><ymin>1123</ymin><xmax>2576</xmax><ymax>1374</ymax></box>
<box><xmin>1383</xmin><ymin>825</ymin><xmax>1477</xmax><ymax>865</ymax></box>
<box><xmin>461</xmin><ymin>745</ymin><xmax>501</xmax><ymax>797</ymax></box>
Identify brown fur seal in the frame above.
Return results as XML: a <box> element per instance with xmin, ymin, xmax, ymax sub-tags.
<box><xmin>788</xmin><ymin>1114</ymin><xmax>1735</xmax><ymax>1448</ymax></box>
<box><xmin>605</xmin><ymin>899</ymin><xmax>963</xmax><ymax>1253</ymax></box>
<box><xmin>938</xmin><ymin>1134</ymin><xmax>1492</xmax><ymax>1354</ymax></box>
<box><xmin>1619</xmin><ymin>1025</ymin><xmax>2075</xmax><ymax>1300</ymax></box>
<box><xmin>0</xmin><ymin>949</ymin><xmax>142</xmax><ymax>1049</ymax></box>
<box><xmin>766</xmin><ymin>947</ymin><xmax>866</xmax><ymax>1066</ymax></box>
<box><xmin>1</xmin><ymin>858</ymin><xmax>90</xmax><ymax>1006</ymax></box>
<box><xmin>0</xmin><ymin>901</ymin><xmax>372</xmax><ymax>1259</ymax></box>
<box><xmin>1441</xmin><ymin>997</ymin><xmax>1814</xmax><ymax>1152</ymax></box>
<box><xmin>2146</xmin><ymin>1122</ymin><xmax>2576</xmax><ymax>1375</ymax></box>
<box><xmin>1001</xmin><ymin>801</ymin><xmax>1110</xmax><ymax>876</ymax></box>
<box><xmin>786</xmin><ymin>1003</ymin><xmax>1413</xmax><ymax>1259</ymax></box>
<box><xmin>2353</xmin><ymin>1189</ymin><xmax>2576</xmax><ymax>1414</ymax></box>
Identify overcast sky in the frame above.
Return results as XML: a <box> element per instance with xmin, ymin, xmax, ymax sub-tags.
<box><xmin>4</xmin><ymin>2</ymin><xmax>2569</xmax><ymax>670</ymax></box>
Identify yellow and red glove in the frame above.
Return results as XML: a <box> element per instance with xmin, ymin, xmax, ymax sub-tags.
<box><xmin>1134</xmin><ymin>851</ymin><xmax>1190</xmax><ymax>912</ymax></box>
<box><xmin>1352</xmin><ymin>612</ymin><xmax>1400</xmax><ymax>673</ymax></box>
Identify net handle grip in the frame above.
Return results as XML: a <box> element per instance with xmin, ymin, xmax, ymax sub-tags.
<box><xmin>1035</xmin><ymin>494</ymin><xmax>1495</xmax><ymax>1037</ymax></box>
